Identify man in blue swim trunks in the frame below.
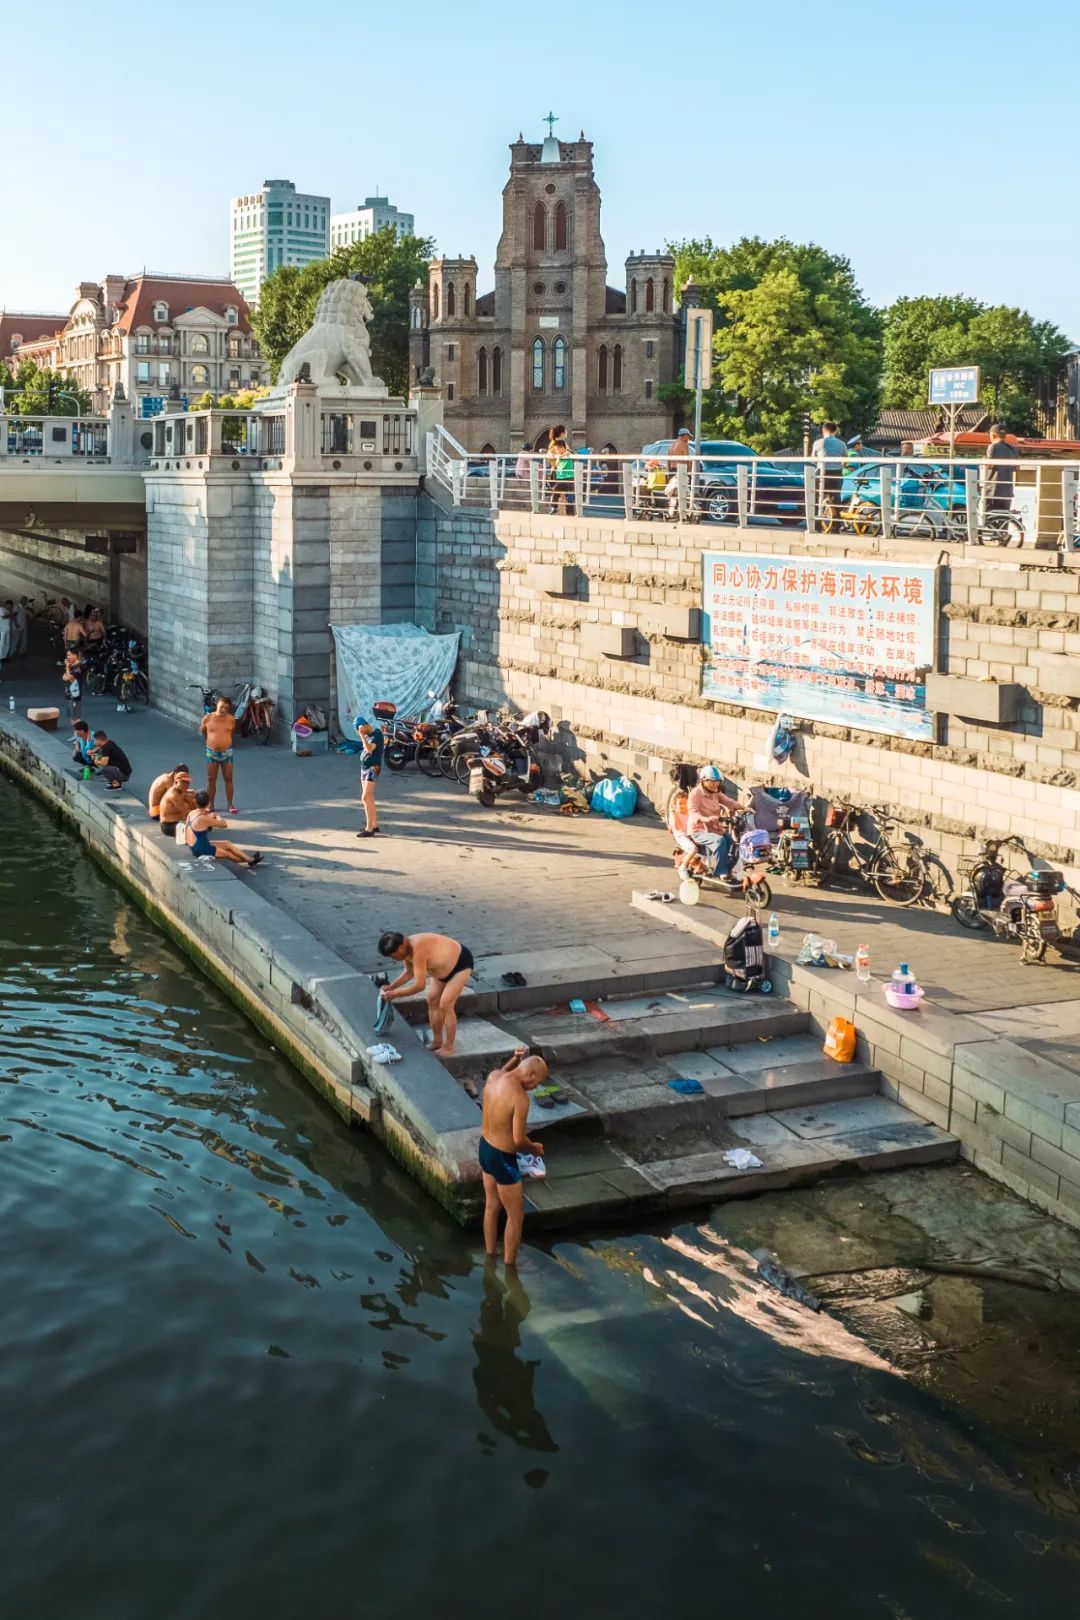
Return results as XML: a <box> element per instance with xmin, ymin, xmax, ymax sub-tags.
<box><xmin>200</xmin><ymin>697</ymin><xmax>238</xmax><ymax>813</ymax></box>
<box><xmin>478</xmin><ymin>1046</ymin><xmax>548</xmax><ymax>1265</ymax></box>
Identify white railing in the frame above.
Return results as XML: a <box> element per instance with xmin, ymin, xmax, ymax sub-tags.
<box><xmin>0</xmin><ymin>415</ymin><xmax>111</xmax><ymax>461</ymax></box>
<box><xmin>426</xmin><ymin>447</ymin><xmax>1080</xmax><ymax>551</ymax></box>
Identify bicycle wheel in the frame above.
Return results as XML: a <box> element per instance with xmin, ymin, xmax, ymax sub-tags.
<box><xmin>416</xmin><ymin>740</ymin><xmax>442</xmax><ymax>777</ymax></box>
<box><xmin>893</xmin><ymin>511</ymin><xmax>938</xmax><ymax>540</ymax></box>
<box><xmin>745</xmin><ymin>876</ymin><xmax>772</xmax><ymax>909</ymax></box>
<box><xmin>436</xmin><ymin>739</ymin><xmax>458</xmax><ymax>778</ymax></box>
<box><xmin>980</xmin><ymin>514</ymin><xmax>1024</xmax><ymax>548</ymax></box>
<box><xmin>385</xmin><ymin>742</ymin><xmax>408</xmax><ymax>771</ymax></box>
<box><xmin>819</xmin><ymin>500</ymin><xmax>840</xmax><ymax>535</ymax></box>
<box><xmin>252</xmin><ymin>702</ymin><xmax>273</xmax><ymax>743</ymax></box>
<box><xmin>872</xmin><ymin>845</ymin><xmax>927</xmax><ymax>906</ymax></box>
<box><xmin>454</xmin><ymin>751</ymin><xmax>473</xmax><ymax>786</ymax></box>
<box><xmin>849</xmin><ymin>500</ymin><xmax>882</xmax><ymax>537</ymax></box>
<box><xmin>951</xmin><ymin>891</ymin><xmax>989</xmax><ymax>930</ymax></box>
<box><xmin>86</xmin><ymin>665</ymin><xmax>108</xmax><ymax>697</ymax></box>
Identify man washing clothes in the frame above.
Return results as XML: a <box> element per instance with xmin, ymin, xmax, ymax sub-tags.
<box><xmin>377</xmin><ymin>930</ymin><xmax>474</xmax><ymax>1058</ymax></box>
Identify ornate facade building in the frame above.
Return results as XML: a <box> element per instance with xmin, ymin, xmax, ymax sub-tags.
<box><xmin>409</xmin><ymin>129</ymin><xmax>679</xmax><ymax>451</ymax></box>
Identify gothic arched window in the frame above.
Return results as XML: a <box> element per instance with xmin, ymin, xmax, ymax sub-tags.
<box><xmin>532</xmin><ymin>337</ymin><xmax>545</xmax><ymax>390</ymax></box>
<box><xmin>477</xmin><ymin>346</ymin><xmax>488</xmax><ymax>395</ymax></box>
<box><xmin>597</xmin><ymin>344</ymin><xmax>608</xmax><ymax>392</ymax></box>
<box><xmin>552</xmin><ymin>336</ymin><xmax>566</xmax><ymax>391</ymax></box>
<box><xmin>612</xmin><ymin>344</ymin><xmax>623</xmax><ymax>393</ymax></box>
<box><xmin>554</xmin><ymin>201</ymin><xmax>568</xmax><ymax>251</ymax></box>
<box><xmin>464</xmin><ymin>284</ymin><xmax>471</xmax><ymax>317</ymax></box>
<box><xmin>492</xmin><ymin>346</ymin><xmax>502</xmax><ymax>394</ymax></box>
<box><xmin>432</xmin><ymin>283</ymin><xmax>440</xmax><ymax>320</ymax></box>
<box><xmin>662</xmin><ymin>277</ymin><xmax>671</xmax><ymax>314</ymax></box>
<box><xmin>645</xmin><ymin>277</ymin><xmax>655</xmax><ymax>313</ymax></box>
<box><xmin>630</xmin><ymin>280</ymin><xmax>638</xmax><ymax>315</ymax></box>
<box><xmin>532</xmin><ymin>203</ymin><xmax>546</xmax><ymax>252</ymax></box>
<box><xmin>446</xmin><ymin>281</ymin><xmax>456</xmax><ymax>317</ymax></box>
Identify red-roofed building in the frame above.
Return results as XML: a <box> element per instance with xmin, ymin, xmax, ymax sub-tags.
<box><xmin>0</xmin><ymin>311</ymin><xmax>66</xmax><ymax>363</ymax></box>
<box><xmin>6</xmin><ymin>274</ymin><xmax>268</xmax><ymax>416</ymax></box>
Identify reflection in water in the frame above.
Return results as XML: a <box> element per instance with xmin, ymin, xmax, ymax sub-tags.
<box><xmin>2</xmin><ymin>778</ymin><xmax>1080</xmax><ymax>1619</ymax></box>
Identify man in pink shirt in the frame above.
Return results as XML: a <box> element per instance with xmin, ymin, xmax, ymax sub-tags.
<box><xmin>686</xmin><ymin>765</ymin><xmax>741</xmax><ymax>878</ymax></box>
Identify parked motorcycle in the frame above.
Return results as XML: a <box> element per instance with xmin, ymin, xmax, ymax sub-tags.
<box><xmin>466</xmin><ymin>712</ymin><xmax>549</xmax><ymax>806</ymax></box>
<box><xmin>769</xmin><ymin>813</ymin><xmax>817</xmax><ymax>883</ymax></box>
<box><xmin>986</xmin><ymin>868</ymin><xmax>1068</xmax><ymax>965</ymax></box>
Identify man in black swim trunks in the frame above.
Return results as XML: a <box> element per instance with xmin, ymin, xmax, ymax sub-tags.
<box><xmin>478</xmin><ymin>1046</ymin><xmax>549</xmax><ymax>1265</ymax></box>
<box><xmin>377</xmin><ymin>929</ymin><xmax>475</xmax><ymax>1057</ymax></box>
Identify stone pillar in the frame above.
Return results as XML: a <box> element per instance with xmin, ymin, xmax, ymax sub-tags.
<box><xmin>107</xmin><ymin>387</ymin><xmax>135</xmax><ymax>464</ymax></box>
<box><xmin>409</xmin><ymin>383</ymin><xmax>444</xmax><ymax>472</ymax></box>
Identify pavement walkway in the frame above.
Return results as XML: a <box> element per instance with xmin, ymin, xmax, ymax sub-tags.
<box><xmin>5</xmin><ymin>657</ymin><xmax>1079</xmax><ymax>1050</ymax></box>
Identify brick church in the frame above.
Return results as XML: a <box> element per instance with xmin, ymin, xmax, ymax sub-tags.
<box><xmin>408</xmin><ymin>126</ymin><xmax>680</xmax><ymax>452</ymax></box>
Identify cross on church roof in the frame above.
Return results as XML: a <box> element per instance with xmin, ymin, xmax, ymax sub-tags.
<box><xmin>543</xmin><ymin>111</ymin><xmax>558</xmax><ymax>136</ymax></box>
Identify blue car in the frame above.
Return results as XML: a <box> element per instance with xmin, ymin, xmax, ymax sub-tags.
<box><xmin>638</xmin><ymin>438</ymin><xmax>807</xmax><ymax>525</ymax></box>
<box><xmin>840</xmin><ymin>460</ymin><xmax>965</xmax><ymax>515</ymax></box>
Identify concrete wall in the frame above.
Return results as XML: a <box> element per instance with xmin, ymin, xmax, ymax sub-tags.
<box><xmin>426</xmin><ymin>499</ymin><xmax>1080</xmax><ymax>895</ymax></box>
<box><xmin>0</xmin><ymin>524</ymin><xmax>147</xmax><ymax>634</ymax></box>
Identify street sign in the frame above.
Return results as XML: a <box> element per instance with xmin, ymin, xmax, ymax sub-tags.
<box><xmin>685</xmin><ymin>308</ymin><xmax>713</xmax><ymax>392</ymax></box>
<box><xmin>928</xmin><ymin>365</ymin><xmax>980</xmax><ymax>406</ymax></box>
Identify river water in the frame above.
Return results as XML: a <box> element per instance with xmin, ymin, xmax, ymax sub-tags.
<box><xmin>2</xmin><ymin>778</ymin><xmax>1079</xmax><ymax>1619</ymax></box>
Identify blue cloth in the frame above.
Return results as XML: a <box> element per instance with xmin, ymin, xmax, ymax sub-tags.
<box><xmin>374</xmin><ymin>990</ymin><xmax>394</xmax><ymax>1034</ymax></box>
<box><xmin>668</xmin><ymin>1078</ymin><xmax>705</xmax><ymax>1095</ymax></box>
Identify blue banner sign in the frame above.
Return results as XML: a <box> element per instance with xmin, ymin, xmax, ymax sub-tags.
<box><xmin>928</xmin><ymin>365</ymin><xmax>980</xmax><ymax>405</ymax></box>
<box><xmin>702</xmin><ymin>551</ymin><xmax>938</xmax><ymax>740</ymax></box>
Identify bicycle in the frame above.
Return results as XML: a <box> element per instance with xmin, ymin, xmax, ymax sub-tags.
<box><xmin>951</xmin><ymin>834</ymin><xmax>1027</xmax><ymax>930</ymax></box>
<box><xmin>817</xmin><ymin>801</ymin><xmax>928</xmax><ymax>906</ymax></box>
<box><xmin>233</xmin><ymin>682</ymin><xmax>275</xmax><ymax>744</ymax></box>
<box><xmin>893</xmin><ymin>505</ymin><xmax>1024</xmax><ymax>547</ymax></box>
<box><xmin>188</xmin><ymin>681</ymin><xmax>220</xmax><ymax>714</ymax></box>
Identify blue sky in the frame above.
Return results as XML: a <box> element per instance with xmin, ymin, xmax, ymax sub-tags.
<box><xmin>4</xmin><ymin>0</ymin><xmax>1078</xmax><ymax>338</ymax></box>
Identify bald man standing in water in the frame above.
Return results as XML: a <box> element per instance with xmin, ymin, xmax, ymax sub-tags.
<box><xmin>479</xmin><ymin>1046</ymin><xmax>549</xmax><ymax>1266</ymax></box>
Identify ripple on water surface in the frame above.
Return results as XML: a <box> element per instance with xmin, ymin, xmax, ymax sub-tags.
<box><xmin>1</xmin><ymin>779</ymin><xmax>1079</xmax><ymax>1620</ymax></box>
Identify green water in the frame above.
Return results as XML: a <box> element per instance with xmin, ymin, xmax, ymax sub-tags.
<box><xmin>2</xmin><ymin>777</ymin><xmax>1078</xmax><ymax>1619</ymax></box>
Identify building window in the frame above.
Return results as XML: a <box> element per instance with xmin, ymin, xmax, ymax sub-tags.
<box><xmin>630</xmin><ymin>280</ymin><xmax>638</xmax><ymax>315</ymax></box>
<box><xmin>612</xmin><ymin>344</ymin><xmax>623</xmax><ymax>393</ymax></box>
<box><xmin>464</xmin><ymin>284</ymin><xmax>471</xmax><ymax>317</ymax></box>
<box><xmin>225</xmin><ymin>307</ymin><xmax>238</xmax><ymax>324</ymax></box>
<box><xmin>446</xmin><ymin>343</ymin><xmax>456</xmax><ymax>360</ymax></box>
<box><xmin>554</xmin><ymin>200</ymin><xmax>568</xmax><ymax>251</ymax></box>
<box><xmin>532</xmin><ymin>202</ymin><xmax>546</xmax><ymax>252</ymax></box>
<box><xmin>154</xmin><ymin>302</ymin><xmax>168</xmax><ymax>322</ymax></box>
<box><xmin>645</xmin><ymin>379</ymin><xmax>654</xmax><ymax>400</ymax></box>
<box><xmin>432</xmin><ymin>283</ymin><xmax>440</xmax><ymax>320</ymax></box>
<box><xmin>477</xmin><ymin>346</ymin><xmax>488</xmax><ymax>394</ymax></box>
<box><xmin>447</xmin><ymin>382</ymin><xmax>455</xmax><ymax>401</ymax></box>
<box><xmin>135</xmin><ymin>334</ymin><xmax>150</xmax><ymax>354</ymax></box>
<box><xmin>532</xmin><ymin>337</ymin><xmax>545</xmax><ymax>390</ymax></box>
<box><xmin>492</xmin><ymin>346</ymin><xmax>502</xmax><ymax>394</ymax></box>
<box><xmin>663</xmin><ymin>277</ymin><xmax>671</xmax><ymax>314</ymax></box>
<box><xmin>191</xmin><ymin>364</ymin><xmax>209</xmax><ymax>385</ymax></box>
<box><xmin>598</xmin><ymin>344</ymin><xmax>608</xmax><ymax>392</ymax></box>
<box><xmin>645</xmin><ymin>340</ymin><xmax>655</xmax><ymax>359</ymax></box>
<box><xmin>645</xmin><ymin>277</ymin><xmax>655</xmax><ymax>313</ymax></box>
<box><xmin>227</xmin><ymin>337</ymin><xmax>242</xmax><ymax>359</ymax></box>
<box><xmin>553</xmin><ymin>280</ymin><xmax>567</xmax><ymax>295</ymax></box>
<box><xmin>446</xmin><ymin>281</ymin><xmax>456</xmax><ymax>317</ymax></box>
<box><xmin>552</xmin><ymin>336</ymin><xmax>566</xmax><ymax>391</ymax></box>
<box><xmin>191</xmin><ymin>334</ymin><xmax>209</xmax><ymax>355</ymax></box>
<box><xmin>136</xmin><ymin>361</ymin><xmax>150</xmax><ymax>381</ymax></box>
<box><xmin>159</xmin><ymin>335</ymin><xmax>171</xmax><ymax>354</ymax></box>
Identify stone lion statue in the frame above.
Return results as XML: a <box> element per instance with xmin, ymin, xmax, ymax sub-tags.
<box><xmin>277</xmin><ymin>277</ymin><xmax>384</xmax><ymax>390</ymax></box>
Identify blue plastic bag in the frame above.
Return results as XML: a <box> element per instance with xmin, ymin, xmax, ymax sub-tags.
<box><xmin>590</xmin><ymin>775</ymin><xmax>639</xmax><ymax>818</ymax></box>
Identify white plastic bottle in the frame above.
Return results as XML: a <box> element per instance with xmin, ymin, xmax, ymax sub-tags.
<box><xmin>767</xmin><ymin>912</ymin><xmax>780</xmax><ymax>945</ymax></box>
<box><xmin>891</xmin><ymin>961</ymin><xmax>915</xmax><ymax>995</ymax></box>
<box><xmin>8</xmin><ymin>695</ymin><xmax>14</xmax><ymax>712</ymax></box>
<box><xmin>855</xmin><ymin>944</ymin><xmax>871</xmax><ymax>983</ymax></box>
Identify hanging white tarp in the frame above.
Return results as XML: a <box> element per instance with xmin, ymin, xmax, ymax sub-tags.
<box><xmin>332</xmin><ymin>622</ymin><xmax>460</xmax><ymax>732</ymax></box>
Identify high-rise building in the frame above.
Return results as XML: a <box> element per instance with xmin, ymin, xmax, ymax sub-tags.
<box><xmin>229</xmin><ymin>180</ymin><xmax>330</xmax><ymax>306</ymax></box>
<box><xmin>330</xmin><ymin>196</ymin><xmax>415</xmax><ymax>251</ymax></box>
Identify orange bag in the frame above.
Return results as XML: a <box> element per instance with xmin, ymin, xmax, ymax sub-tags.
<box><xmin>823</xmin><ymin>1017</ymin><xmax>856</xmax><ymax>1063</ymax></box>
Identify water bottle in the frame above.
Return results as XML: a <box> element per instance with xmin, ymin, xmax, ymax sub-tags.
<box><xmin>767</xmin><ymin>912</ymin><xmax>780</xmax><ymax>945</ymax></box>
<box><xmin>855</xmin><ymin>944</ymin><xmax>871</xmax><ymax>983</ymax></box>
<box><xmin>7</xmin><ymin>695</ymin><xmax>13</xmax><ymax>712</ymax></box>
<box><xmin>891</xmin><ymin>961</ymin><xmax>915</xmax><ymax>995</ymax></box>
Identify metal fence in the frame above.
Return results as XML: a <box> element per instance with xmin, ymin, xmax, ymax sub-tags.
<box><xmin>1</xmin><ymin>416</ymin><xmax>111</xmax><ymax>459</ymax></box>
<box><xmin>426</xmin><ymin>428</ymin><xmax>1080</xmax><ymax>551</ymax></box>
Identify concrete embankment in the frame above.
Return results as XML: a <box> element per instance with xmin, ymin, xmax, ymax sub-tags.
<box><xmin>0</xmin><ymin>714</ymin><xmax>485</xmax><ymax>1221</ymax></box>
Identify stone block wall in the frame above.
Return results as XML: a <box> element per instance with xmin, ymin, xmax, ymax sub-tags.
<box><xmin>0</xmin><ymin>524</ymin><xmax>145</xmax><ymax>634</ymax></box>
<box><xmin>426</xmin><ymin>498</ymin><xmax>1080</xmax><ymax>895</ymax></box>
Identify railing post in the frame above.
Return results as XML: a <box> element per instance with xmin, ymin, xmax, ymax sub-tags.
<box><xmin>965</xmin><ymin>466</ymin><xmax>979</xmax><ymax>545</ymax></box>
<box><xmin>802</xmin><ymin>462</ymin><xmax>816</xmax><ymax>531</ymax></box>
<box><xmin>529</xmin><ymin>458</ymin><xmax>542</xmax><ymax>514</ymax></box>
<box><xmin>0</xmin><ymin>416</ymin><xmax>8</xmax><ymax>459</ymax></box>
<box><xmin>1062</xmin><ymin>467</ymin><xmax>1079</xmax><ymax>551</ymax></box>
<box><xmin>878</xmin><ymin>465</ymin><xmax>893</xmax><ymax>539</ymax></box>
<box><xmin>209</xmin><ymin>412</ymin><xmax>224</xmax><ymax>455</ymax></box>
<box><xmin>621</xmin><ymin>460</ymin><xmax>635</xmax><ymax>521</ymax></box>
<box><xmin>573</xmin><ymin>458</ymin><xmax>586</xmax><ymax>518</ymax></box>
<box><xmin>676</xmin><ymin>462</ymin><xmax>689</xmax><ymax>522</ymax></box>
<box><xmin>451</xmin><ymin>461</ymin><xmax>465</xmax><ymax>506</ymax></box>
<box><xmin>736</xmin><ymin>462</ymin><xmax>749</xmax><ymax>528</ymax></box>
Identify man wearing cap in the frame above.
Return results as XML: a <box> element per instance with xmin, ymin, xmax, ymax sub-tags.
<box><xmin>687</xmin><ymin>765</ymin><xmax>741</xmax><ymax>879</ymax></box>
<box><xmin>666</xmin><ymin>427</ymin><xmax>692</xmax><ymax>516</ymax></box>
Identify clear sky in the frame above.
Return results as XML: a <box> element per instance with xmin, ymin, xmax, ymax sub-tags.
<box><xmin>3</xmin><ymin>0</ymin><xmax>1078</xmax><ymax>339</ymax></box>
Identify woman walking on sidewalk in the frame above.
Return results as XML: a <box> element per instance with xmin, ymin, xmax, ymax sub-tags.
<box><xmin>355</xmin><ymin>716</ymin><xmax>384</xmax><ymax>838</ymax></box>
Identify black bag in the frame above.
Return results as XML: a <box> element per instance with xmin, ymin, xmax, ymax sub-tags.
<box><xmin>669</xmin><ymin>761</ymin><xmax>698</xmax><ymax>790</ymax></box>
<box><xmin>974</xmin><ymin>864</ymin><xmax>1004</xmax><ymax>907</ymax></box>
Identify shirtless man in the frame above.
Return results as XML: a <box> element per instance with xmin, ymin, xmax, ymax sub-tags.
<box><xmin>199</xmin><ymin>698</ymin><xmax>238</xmax><ymax>813</ymax></box>
<box><xmin>158</xmin><ymin>768</ymin><xmax>197</xmax><ymax>840</ymax></box>
<box><xmin>377</xmin><ymin>929</ymin><xmax>475</xmax><ymax>1057</ymax></box>
<box><xmin>478</xmin><ymin>1047</ymin><xmax>549</xmax><ymax>1265</ymax></box>
<box><xmin>148</xmin><ymin>763</ymin><xmax>188</xmax><ymax>821</ymax></box>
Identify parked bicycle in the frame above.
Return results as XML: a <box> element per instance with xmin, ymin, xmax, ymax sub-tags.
<box><xmin>234</xmin><ymin>682</ymin><xmax>275</xmax><ymax>744</ymax></box>
<box><xmin>817</xmin><ymin>801</ymin><xmax>928</xmax><ymax>906</ymax></box>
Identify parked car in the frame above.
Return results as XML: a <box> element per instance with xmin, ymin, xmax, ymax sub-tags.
<box><xmin>636</xmin><ymin>439</ymin><xmax>806</xmax><ymax>525</ymax></box>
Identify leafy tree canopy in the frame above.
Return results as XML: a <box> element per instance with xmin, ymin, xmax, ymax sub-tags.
<box><xmin>1</xmin><ymin>361</ymin><xmax>92</xmax><ymax>416</ymax></box>
<box><xmin>882</xmin><ymin>294</ymin><xmax>1070</xmax><ymax>431</ymax></box>
<box><xmin>668</xmin><ymin>236</ymin><xmax>882</xmax><ymax>450</ymax></box>
<box><xmin>252</xmin><ymin>227</ymin><xmax>434</xmax><ymax>397</ymax></box>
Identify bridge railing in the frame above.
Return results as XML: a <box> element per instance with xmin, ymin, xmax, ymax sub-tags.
<box><xmin>426</xmin><ymin>448</ymin><xmax>1080</xmax><ymax>552</ymax></box>
<box><xmin>1</xmin><ymin>415</ymin><xmax>111</xmax><ymax>461</ymax></box>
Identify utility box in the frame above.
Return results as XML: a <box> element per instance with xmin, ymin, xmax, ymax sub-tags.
<box><xmin>532</xmin><ymin>563</ymin><xmax>579</xmax><ymax>596</ymax></box>
<box><xmin>925</xmin><ymin>673</ymin><xmax>1023</xmax><ymax>724</ymax></box>
<box><xmin>641</xmin><ymin>604</ymin><xmax>701</xmax><ymax>640</ymax></box>
<box><xmin>581</xmin><ymin>622</ymin><xmax>636</xmax><ymax>659</ymax></box>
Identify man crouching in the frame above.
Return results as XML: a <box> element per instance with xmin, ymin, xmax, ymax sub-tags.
<box><xmin>479</xmin><ymin>1046</ymin><xmax>548</xmax><ymax>1266</ymax></box>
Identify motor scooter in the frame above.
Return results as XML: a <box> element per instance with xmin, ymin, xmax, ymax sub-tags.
<box><xmin>987</xmin><ymin>868</ymin><xmax>1068</xmax><ymax>965</ymax></box>
<box><xmin>467</xmin><ymin>740</ymin><xmax>543</xmax><ymax>807</ymax></box>
<box><xmin>675</xmin><ymin>812</ymin><xmax>773</xmax><ymax>908</ymax></box>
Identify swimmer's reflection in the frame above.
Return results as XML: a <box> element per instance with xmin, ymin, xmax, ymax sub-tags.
<box><xmin>472</xmin><ymin>1259</ymin><xmax>558</xmax><ymax>1454</ymax></box>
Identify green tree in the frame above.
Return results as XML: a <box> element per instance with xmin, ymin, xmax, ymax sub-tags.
<box><xmin>882</xmin><ymin>294</ymin><xmax>1070</xmax><ymax>432</ymax></box>
<box><xmin>252</xmin><ymin>226</ymin><xmax>434</xmax><ymax>397</ymax></box>
<box><xmin>4</xmin><ymin>361</ymin><xmax>92</xmax><ymax>416</ymax></box>
<box><xmin>668</xmin><ymin>236</ymin><xmax>882</xmax><ymax>450</ymax></box>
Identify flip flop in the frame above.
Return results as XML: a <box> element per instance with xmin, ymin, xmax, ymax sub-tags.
<box><xmin>668</xmin><ymin>1077</ymin><xmax>705</xmax><ymax>1095</ymax></box>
